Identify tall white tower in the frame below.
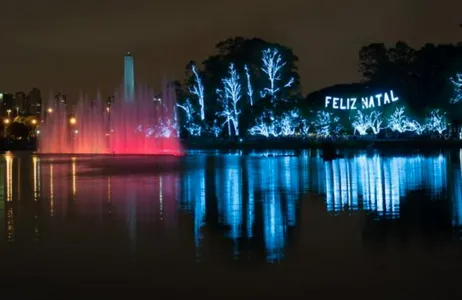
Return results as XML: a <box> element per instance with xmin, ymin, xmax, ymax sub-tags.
<box><xmin>124</xmin><ymin>52</ymin><xmax>135</xmax><ymax>103</ymax></box>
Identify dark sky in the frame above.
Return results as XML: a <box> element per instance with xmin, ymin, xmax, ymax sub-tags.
<box><xmin>1</xmin><ymin>0</ymin><xmax>461</xmax><ymax>99</ymax></box>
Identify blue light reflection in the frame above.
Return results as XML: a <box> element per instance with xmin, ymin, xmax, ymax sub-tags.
<box><xmin>0</xmin><ymin>150</ymin><xmax>460</xmax><ymax>263</ymax></box>
<box><xmin>324</xmin><ymin>154</ymin><xmax>447</xmax><ymax>219</ymax></box>
<box><xmin>180</xmin><ymin>150</ymin><xmax>456</xmax><ymax>262</ymax></box>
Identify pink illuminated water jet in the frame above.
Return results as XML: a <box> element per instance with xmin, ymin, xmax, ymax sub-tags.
<box><xmin>38</xmin><ymin>83</ymin><xmax>183</xmax><ymax>155</ymax></box>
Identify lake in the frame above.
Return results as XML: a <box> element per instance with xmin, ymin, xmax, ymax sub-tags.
<box><xmin>0</xmin><ymin>149</ymin><xmax>461</xmax><ymax>298</ymax></box>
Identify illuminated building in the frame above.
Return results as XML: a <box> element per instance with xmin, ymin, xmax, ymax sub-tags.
<box><xmin>124</xmin><ymin>52</ymin><xmax>135</xmax><ymax>103</ymax></box>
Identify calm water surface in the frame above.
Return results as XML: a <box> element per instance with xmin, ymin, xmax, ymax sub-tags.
<box><xmin>1</xmin><ymin>149</ymin><xmax>462</xmax><ymax>298</ymax></box>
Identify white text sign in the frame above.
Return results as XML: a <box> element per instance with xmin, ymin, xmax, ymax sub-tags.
<box><xmin>325</xmin><ymin>90</ymin><xmax>399</xmax><ymax>110</ymax></box>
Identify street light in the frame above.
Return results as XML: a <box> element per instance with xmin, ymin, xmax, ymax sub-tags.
<box><xmin>47</xmin><ymin>108</ymin><xmax>53</xmax><ymax>113</ymax></box>
<box><xmin>31</xmin><ymin>119</ymin><xmax>37</xmax><ymax>125</ymax></box>
<box><xmin>3</xmin><ymin>119</ymin><xmax>9</xmax><ymax>138</ymax></box>
<box><xmin>69</xmin><ymin>117</ymin><xmax>76</xmax><ymax>125</ymax></box>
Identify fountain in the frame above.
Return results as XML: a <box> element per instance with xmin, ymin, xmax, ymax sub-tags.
<box><xmin>38</xmin><ymin>82</ymin><xmax>182</xmax><ymax>155</ymax></box>
<box><xmin>38</xmin><ymin>52</ymin><xmax>182</xmax><ymax>155</ymax></box>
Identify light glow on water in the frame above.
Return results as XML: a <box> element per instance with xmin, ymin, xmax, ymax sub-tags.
<box><xmin>5</xmin><ymin>154</ymin><xmax>12</xmax><ymax>202</ymax></box>
<box><xmin>324</xmin><ymin>154</ymin><xmax>447</xmax><ymax>218</ymax></box>
<box><xmin>452</xmin><ymin>150</ymin><xmax>462</xmax><ymax>226</ymax></box>
<box><xmin>0</xmin><ymin>150</ymin><xmax>460</xmax><ymax>262</ymax></box>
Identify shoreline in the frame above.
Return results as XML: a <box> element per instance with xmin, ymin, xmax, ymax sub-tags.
<box><xmin>182</xmin><ymin>138</ymin><xmax>462</xmax><ymax>150</ymax></box>
<box><xmin>1</xmin><ymin>138</ymin><xmax>461</xmax><ymax>154</ymax></box>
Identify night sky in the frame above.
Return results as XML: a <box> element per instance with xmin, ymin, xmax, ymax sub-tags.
<box><xmin>1</xmin><ymin>0</ymin><xmax>461</xmax><ymax>98</ymax></box>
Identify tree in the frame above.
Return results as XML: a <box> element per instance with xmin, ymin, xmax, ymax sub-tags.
<box><xmin>312</xmin><ymin>111</ymin><xmax>342</xmax><ymax>137</ymax></box>
<box><xmin>358</xmin><ymin>41</ymin><xmax>462</xmax><ymax>114</ymax></box>
<box><xmin>351</xmin><ymin>110</ymin><xmax>369</xmax><ymax>135</ymax></box>
<box><xmin>216</xmin><ymin>63</ymin><xmax>242</xmax><ymax>137</ymax></box>
<box><xmin>359</xmin><ymin>41</ymin><xmax>416</xmax><ymax>82</ymax></box>
<box><xmin>358</xmin><ymin>43</ymin><xmax>390</xmax><ymax>82</ymax></box>
<box><xmin>404</xmin><ymin>119</ymin><xmax>426</xmax><ymax>135</ymax></box>
<box><xmin>247</xmin><ymin>109</ymin><xmax>301</xmax><ymax>137</ymax></box>
<box><xmin>189</xmin><ymin>64</ymin><xmax>205</xmax><ymax>121</ymax></box>
<box><xmin>176</xmin><ymin>99</ymin><xmax>202</xmax><ymax>136</ymax></box>
<box><xmin>450</xmin><ymin>73</ymin><xmax>462</xmax><ymax>104</ymax></box>
<box><xmin>244</xmin><ymin>64</ymin><xmax>254</xmax><ymax>106</ymax></box>
<box><xmin>351</xmin><ymin>110</ymin><xmax>384</xmax><ymax>135</ymax></box>
<box><xmin>369</xmin><ymin>111</ymin><xmax>384</xmax><ymax>135</ymax></box>
<box><xmin>260</xmin><ymin>48</ymin><xmax>294</xmax><ymax>101</ymax></box>
<box><xmin>178</xmin><ymin>37</ymin><xmax>302</xmax><ymax>138</ymax></box>
<box><xmin>248</xmin><ymin>115</ymin><xmax>271</xmax><ymax>137</ymax></box>
<box><xmin>387</xmin><ymin>106</ymin><xmax>409</xmax><ymax>133</ymax></box>
<box><xmin>425</xmin><ymin>109</ymin><xmax>448</xmax><ymax>135</ymax></box>
<box><xmin>278</xmin><ymin>109</ymin><xmax>299</xmax><ymax>136</ymax></box>
<box><xmin>7</xmin><ymin>122</ymin><xmax>30</xmax><ymax>139</ymax></box>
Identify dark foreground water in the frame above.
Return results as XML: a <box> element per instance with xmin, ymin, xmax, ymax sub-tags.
<box><xmin>0</xmin><ymin>149</ymin><xmax>462</xmax><ymax>298</ymax></box>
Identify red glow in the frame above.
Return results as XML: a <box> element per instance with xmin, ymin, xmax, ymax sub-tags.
<box><xmin>38</xmin><ymin>158</ymin><xmax>180</xmax><ymax>224</ymax></box>
<box><xmin>38</xmin><ymin>85</ymin><xmax>183</xmax><ymax>156</ymax></box>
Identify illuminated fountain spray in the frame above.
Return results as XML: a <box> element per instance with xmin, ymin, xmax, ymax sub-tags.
<box><xmin>38</xmin><ymin>55</ymin><xmax>182</xmax><ymax>155</ymax></box>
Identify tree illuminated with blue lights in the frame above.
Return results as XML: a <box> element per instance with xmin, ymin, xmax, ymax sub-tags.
<box><xmin>312</xmin><ymin>111</ymin><xmax>342</xmax><ymax>137</ymax></box>
<box><xmin>405</xmin><ymin>120</ymin><xmax>426</xmax><ymax>135</ymax></box>
<box><xmin>189</xmin><ymin>64</ymin><xmax>205</xmax><ymax>121</ymax></box>
<box><xmin>178</xmin><ymin>38</ymin><xmax>302</xmax><ymax>138</ymax></box>
<box><xmin>244</xmin><ymin>64</ymin><xmax>254</xmax><ymax>106</ymax></box>
<box><xmin>260</xmin><ymin>48</ymin><xmax>294</xmax><ymax>100</ymax></box>
<box><xmin>425</xmin><ymin>109</ymin><xmax>448</xmax><ymax>136</ymax></box>
<box><xmin>248</xmin><ymin>109</ymin><xmax>301</xmax><ymax>137</ymax></box>
<box><xmin>450</xmin><ymin>73</ymin><xmax>462</xmax><ymax>104</ymax></box>
<box><xmin>387</xmin><ymin>106</ymin><xmax>409</xmax><ymax>133</ymax></box>
<box><xmin>351</xmin><ymin>111</ymin><xmax>370</xmax><ymax>135</ymax></box>
<box><xmin>216</xmin><ymin>63</ymin><xmax>242</xmax><ymax>136</ymax></box>
<box><xmin>176</xmin><ymin>99</ymin><xmax>202</xmax><ymax>136</ymax></box>
<box><xmin>174</xmin><ymin>37</ymin><xmax>462</xmax><ymax>141</ymax></box>
<box><xmin>368</xmin><ymin>111</ymin><xmax>384</xmax><ymax>135</ymax></box>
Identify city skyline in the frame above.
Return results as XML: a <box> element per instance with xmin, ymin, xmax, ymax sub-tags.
<box><xmin>1</xmin><ymin>0</ymin><xmax>461</xmax><ymax>99</ymax></box>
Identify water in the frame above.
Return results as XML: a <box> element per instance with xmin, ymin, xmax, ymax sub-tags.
<box><xmin>38</xmin><ymin>84</ymin><xmax>182</xmax><ymax>155</ymax></box>
<box><xmin>1</xmin><ymin>149</ymin><xmax>462</xmax><ymax>297</ymax></box>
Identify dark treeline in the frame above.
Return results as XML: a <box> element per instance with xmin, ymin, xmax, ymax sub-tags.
<box><xmin>175</xmin><ymin>37</ymin><xmax>462</xmax><ymax>139</ymax></box>
<box><xmin>358</xmin><ymin>41</ymin><xmax>462</xmax><ymax>116</ymax></box>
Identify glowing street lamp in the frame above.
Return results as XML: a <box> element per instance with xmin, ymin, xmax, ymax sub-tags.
<box><xmin>31</xmin><ymin>119</ymin><xmax>37</xmax><ymax>125</ymax></box>
<box><xmin>69</xmin><ymin>117</ymin><xmax>77</xmax><ymax>125</ymax></box>
<box><xmin>3</xmin><ymin>119</ymin><xmax>9</xmax><ymax>137</ymax></box>
<box><xmin>47</xmin><ymin>108</ymin><xmax>53</xmax><ymax>113</ymax></box>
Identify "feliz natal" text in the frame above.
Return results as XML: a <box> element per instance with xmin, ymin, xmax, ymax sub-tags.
<box><xmin>324</xmin><ymin>90</ymin><xmax>399</xmax><ymax>110</ymax></box>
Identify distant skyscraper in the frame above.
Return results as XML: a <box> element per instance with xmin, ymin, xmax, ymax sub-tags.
<box><xmin>124</xmin><ymin>52</ymin><xmax>135</xmax><ymax>103</ymax></box>
<box><xmin>27</xmin><ymin>88</ymin><xmax>42</xmax><ymax>115</ymax></box>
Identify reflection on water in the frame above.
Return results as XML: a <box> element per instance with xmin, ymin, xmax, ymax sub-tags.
<box><xmin>453</xmin><ymin>150</ymin><xmax>462</xmax><ymax>226</ymax></box>
<box><xmin>0</xmin><ymin>150</ymin><xmax>461</xmax><ymax>262</ymax></box>
<box><xmin>324</xmin><ymin>154</ymin><xmax>447</xmax><ymax>217</ymax></box>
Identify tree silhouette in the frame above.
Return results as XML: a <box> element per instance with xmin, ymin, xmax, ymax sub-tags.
<box><xmin>358</xmin><ymin>42</ymin><xmax>462</xmax><ymax>114</ymax></box>
<box><xmin>7</xmin><ymin>122</ymin><xmax>30</xmax><ymax>139</ymax></box>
